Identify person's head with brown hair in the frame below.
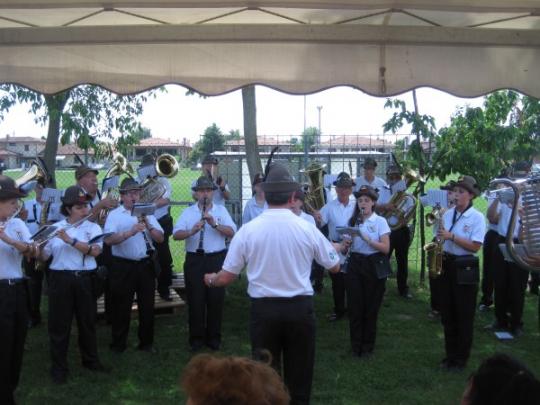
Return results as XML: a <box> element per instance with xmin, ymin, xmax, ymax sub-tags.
<box><xmin>181</xmin><ymin>354</ymin><xmax>290</xmax><ymax>405</ymax></box>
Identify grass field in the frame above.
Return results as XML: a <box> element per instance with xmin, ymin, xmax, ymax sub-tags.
<box><xmin>10</xmin><ymin>169</ymin><xmax>540</xmax><ymax>404</ymax></box>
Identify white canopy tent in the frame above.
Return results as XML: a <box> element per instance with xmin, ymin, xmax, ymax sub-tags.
<box><xmin>0</xmin><ymin>1</ymin><xmax>539</xmax><ymax>96</ymax></box>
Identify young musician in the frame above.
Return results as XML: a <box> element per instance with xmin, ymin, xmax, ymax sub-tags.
<box><xmin>377</xmin><ymin>165</ymin><xmax>413</xmax><ymax>298</ymax></box>
<box><xmin>354</xmin><ymin>158</ymin><xmax>387</xmax><ymax>192</ymax></box>
<box><xmin>0</xmin><ymin>176</ymin><xmax>32</xmax><ymax>405</ymax></box>
<box><xmin>436</xmin><ymin>176</ymin><xmax>485</xmax><ymax>371</ymax></box>
<box><xmin>313</xmin><ymin>172</ymin><xmax>356</xmax><ymax>321</ymax></box>
<box><xmin>192</xmin><ymin>155</ymin><xmax>230</xmax><ymax>205</ymax></box>
<box><xmin>345</xmin><ymin>185</ymin><xmax>390</xmax><ymax>358</ymax></box>
<box><xmin>139</xmin><ymin>154</ymin><xmax>175</xmax><ymax>301</ymax></box>
<box><xmin>291</xmin><ymin>189</ymin><xmax>316</xmax><ymax>225</ymax></box>
<box><xmin>41</xmin><ymin>186</ymin><xmax>107</xmax><ymax>384</ymax></box>
<box><xmin>242</xmin><ymin>173</ymin><xmax>267</xmax><ymax>224</ymax></box>
<box><xmin>203</xmin><ymin>163</ymin><xmax>341</xmax><ymax>405</ymax></box>
<box><xmin>173</xmin><ymin>176</ymin><xmax>236</xmax><ymax>352</ymax></box>
<box><xmin>21</xmin><ymin>180</ymin><xmax>62</xmax><ymax>327</ymax></box>
<box><xmin>104</xmin><ymin>178</ymin><xmax>164</xmax><ymax>353</ymax></box>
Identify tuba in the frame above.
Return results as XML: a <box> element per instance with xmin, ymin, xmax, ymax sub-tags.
<box><xmin>423</xmin><ymin>203</ymin><xmax>445</xmax><ymax>278</ymax></box>
<box><xmin>490</xmin><ymin>175</ymin><xmax>540</xmax><ymax>273</ymax></box>
<box><xmin>15</xmin><ymin>158</ymin><xmax>51</xmax><ymax>189</ymax></box>
<box><xmin>383</xmin><ymin>169</ymin><xmax>423</xmax><ymax>231</ymax></box>
<box><xmin>97</xmin><ymin>152</ymin><xmax>133</xmax><ymax>225</ymax></box>
<box><xmin>300</xmin><ymin>162</ymin><xmax>326</xmax><ymax>212</ymax></box>
<box><xmin>139</xmin><ymin>154</ymin><xmax>179</xmax><ymax>204</ymax></box>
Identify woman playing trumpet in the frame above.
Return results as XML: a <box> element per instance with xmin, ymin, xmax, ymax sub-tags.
<box><xmin>41</xmin><ymin>186</ymin><xmax>107</xmax><ymax>384</ymax></box>
<box><xmin>0</xmin><ymin>176</ymin><xmax>34</xmax><ymax>404</ymax></box>
<box><xmin>435</xmin><ymin>176</ymin><xmax>485</xmax><ymax>371</ymax></box>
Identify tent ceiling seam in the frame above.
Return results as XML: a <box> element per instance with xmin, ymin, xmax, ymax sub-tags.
<box><xmin>195</xmin><ymin>7</ymin><xmax>248</xmax><ymax>24</ymax></box>
<box><xmin>115</xmin><ymin>8</ymin><xmax>170</xmax><ymax>24</ymax></box>
<box><xmin>0</xmin><ymin>15</ymin><xmax>36</xmax><ymax>27</ymax></box>
<box><xmin>258</xmin><ymin>8</ymin><xmax>306</xmax><ymax>24</ymax></box>
<box><xmin>62</xmin><ymin>9</ymin><xmax>104</xmax><ymax>26</ymax></box>
<box><xmin>467</xmin><ymin>13</ymin><xmax>533</xmax><ymax>28</ymax></box>
<box><xmin>335</xmin><ymin>9</ymin><xmax>390</xmax><ymax>25</ymax></box>
<box><xmin>399</xmin><ymin>9</ymin><xmax>440</xmax><ymax>26</ymax></box>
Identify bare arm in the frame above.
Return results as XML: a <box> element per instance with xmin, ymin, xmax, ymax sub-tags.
<box><xmin>204</xmin><ymin>269</ymin><xmax>238</xmax><ymax>287</ymax></box>
<box><xmin>487</xmin><ymin>200</ymin><xmax>500</xmax><ymax>225</ymax></box>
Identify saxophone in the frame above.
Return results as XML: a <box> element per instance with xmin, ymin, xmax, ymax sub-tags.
<box><xmin>423</xmin><ymin>204</ymin><xmax>444</xmax><ymax>278</ymax></box>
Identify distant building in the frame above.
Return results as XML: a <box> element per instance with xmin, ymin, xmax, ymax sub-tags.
<box><xmin>225</xmin><ymin>136</ymin><xmax>293</xmax><ymax>153</ymax></box>
<box><xmin>317</xmin><ymin>135</ymin><xmax>394</xmax><ymax>153</ymax></box>
<box><xmin>0</xmin><ymin>135</ymin><xmax>45</xmax><ymax>168</ymax></box>
<box><xmin>130</xmin><ymin>137</ymin><xmax>191</xmax><ymax>162</ymax></box>
<box><xmin>39</xmin><ymin>144</ymin><xmax>98</xmax><ymax>168</ymax></box>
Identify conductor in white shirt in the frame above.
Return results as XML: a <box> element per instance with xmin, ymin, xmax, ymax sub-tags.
<box><xmin>203</xmin><ymin>163</ymin><xmax>342</xmax><ymax>405</ymax></box>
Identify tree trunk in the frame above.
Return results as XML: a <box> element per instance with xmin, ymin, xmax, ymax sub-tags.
<box><xmin>44</xmin><ymin>91</ymin><xmax>71</xmax><ymax>187</ymax></box>
<box><xmin>413</xmin><ymin>90</ymin><xmax>426</xmax><ymax>283</ymax></box>
<box><xmin>242</xmin><ymin>85</ymin><xmax>262</xmax><ymax>180</ymax></box>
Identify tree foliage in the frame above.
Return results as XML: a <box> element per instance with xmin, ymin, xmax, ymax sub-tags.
<box><xmin>433</xmin><ymin>90</ymin><xmax>540</xmax><ymax>190</ymax></box>
<box><xmin>189</xmin><ymin>123</ymin><xmax>225</xmax><ymax>164</ymax></box>
<box><xmin>291</xmin><ymin>126</ymin><xmax>320</xmax><ymax>152</ymax></box>
<box><xmin>0</xmin><ymin>84</ymin><xmax>154</xmax><ymax>182</ymax></box>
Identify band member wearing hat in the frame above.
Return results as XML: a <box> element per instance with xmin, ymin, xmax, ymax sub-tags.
<box><xmin>377</xmin><ymin>165</ymin><xmax>413</xmax><ymax>298</ymax></box>
<box><xmin>486</xmin><ymin>164</ymin><xmax>529</xmax><ymax>337</ymax></box>
<box><xmin>242</xmin><ymin>173</ymin><xmax>267</xmax><ymax>224</ymax></box>
<box><xmin>75</xmin><ymin>165</ymin><xmax>118</xmax><ymax>218</ymax></box>
<box><xmin>354</xmin><ymin>157</ymin><xmax>387</xmax><ymax>192</ymax></box>
<box><xmin>203</xmin><ymin>162</ymin><xmax>341</xmax><ymax>405</ymax></box>
<box><xmin>429</xmin><ymin>180</ymin><xmax>456</xmax><ymax>318</ymax></box>
<box><xmin>104</xmin><ymin>178</ymin><xmax>164</xmax><ymax>353</ymax></box>
<box><xmin>139</xmin><ymin>154</ymin><xmax>175</xmax><ymax>301</ymax></box>
<box><xmin>173</xmin><ymin>176</ymin><xmax>236</xmax><ymax>352</ymax></box>
<box><xmin>344</xmin><ymin>185</ymin><xmax>390</xmax><ymax>358</ymax></box>
<box><xmin>41</xmin><ymin>186</ymin><xmax>108</xmax><ymax>384</ymax></box>
<box><xmin>291</xmin><ymin>189</ymin><xmax>316</xmax><ymax>225</ymax></box>
<box><xmin>313</xmin><ymin>172</ymin><xmax>356</xmax><ymax>321</ymax></box>
<box><xmin>192</xmin><ymin>155</ymin><xmax>230</xmax><ymax>205</ymax></box>
<box><xmin>0</xmin><ymin>176</ymin><xmax>33</xmax><ymax>404</ymax></box>
<box><xmin>436</xmin><ymin>175</ymin><xmax>485</xmax><ymax>371</ymax></box>
<box><xmin>21</xmin><ymin>180</ymin><xmax>62</xmax><ymax>327</ymax></box>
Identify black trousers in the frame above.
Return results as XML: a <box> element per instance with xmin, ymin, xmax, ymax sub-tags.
<box><xmin>0</xmin><ymin>281</ymin><xmax>28</xmax><ymax>405</ymax></box>
<box><xmin>389</xmin><ymin>226</ymin><xmax>410</xmax><ymax>295</ymax></box>
<box><xmin>184</xmin><ymin>251</ymin><xmax>226</xmax><ymax>349</ymax></box>
<box><xmin>493</xmin><ymin>237</ymin><xmax>529</xmax><ymax>330</ymax></box>
<box><xmin>48</xmin><ymin>271</ymin><xmax>100</xmax><ymax>377</ymax></box>
<box><xmin>310</xmin><ymin>262</ymin><xmax>324</xmax><ymax>291</ymax></box>
<box><xmin>96</xmin><ymin>244</ymin><xmax>113</xmax><ymax>323</ymax></box>
<box><xmin>109</xmin><ymin>257</ymin><xmax>156</xmax><ymax>350</ymax></box>
<box><xmin>23</xmin><ymin>258</ymin><xmax>44</xmax><ymax>324</ymax></box>
<box><xmin>439</xmin><ymin>256</ymin><xmax>478</xmax><ymax>365</ymax></box>
<box><xmin>345</xmin><ymin>253</ymin><xmax>386</xmax><ymax>354</ymax></box>
<box><xmin>250</xmin><ymin>296</ymin><xmax>315</xmax><ymax>405</ymax></box>
<box><xmin>480</xmin><ymin>229</ymin><xmax>499</xmax><ymax>306</ymax></box>
<box><xmin>156</xmin><ymin>214</ymin><xmax>174</xmax><ymax>296</ymax></box>
<box><xmin>329</xmin><ymin>271</ymin><xmax>346</xmax><ymax>316</ymax></box>
<box><xmin>429</xmin><ymin>275</ymin><xmax>442</xmax><ymax>312</ymax></box>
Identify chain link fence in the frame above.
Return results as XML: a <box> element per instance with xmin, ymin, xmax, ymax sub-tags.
<box><xmin>6</xmin><ymin>134</ymin><xmax>489</xmax><ymax>278</ymax></box>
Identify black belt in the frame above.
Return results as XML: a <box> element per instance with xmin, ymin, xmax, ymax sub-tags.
<box><xmin>50</xmin><ymin>270</ymin><xmax>96</xmax><ymax>277</ymax></box>
<box><xmin>251</xmin><ymin>295</ymin><xmax>312</xmax><ymax>303</ymax></box>
<box><xmin>187</xmin><ymin>249</ymin><xmax>226</xmax><ymax>257</ymax></box>
<box><xmin>351</xmin><ymin>252</ymin><xmax>373</xmax><ymax>259</ymax></box>
<box><xmin>113</xmin><ymin>256</ymin><xmax>150</xmax><ymax>264</ymax></box>
<box><xmin>0</xmin><ymin>278</ymin><xmax>26</xmax><ymax>286</ymax></box>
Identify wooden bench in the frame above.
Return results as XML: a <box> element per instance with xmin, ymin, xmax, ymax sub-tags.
<box><xmin>96</xmin><ymin>288</ymin><xmax>185</xmax><ymax>317</ymax></box>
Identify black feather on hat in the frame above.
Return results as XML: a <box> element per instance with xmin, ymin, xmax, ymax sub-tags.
<box><xmin>261</xmin><ymin>163</ymin><xmax>299</xmax><ymax>193</ymax></box>
<box><xmin>333</xmin><ymin>172</ymin><xmax>355</xmax><ymax>188</ymax></box>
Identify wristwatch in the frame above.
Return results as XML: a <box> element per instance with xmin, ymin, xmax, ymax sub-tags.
<box><xmin>212</xmin><ymin>223</ymin><xmax>218</xmax><ymax>229</ymax></box>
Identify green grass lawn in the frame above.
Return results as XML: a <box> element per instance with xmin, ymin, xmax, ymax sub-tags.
<box><xmin>17</xmin><ymin>274</ymin><xmax>540</xmax><ymax>404</ymax></box>
<box><xmin>12</xmin><ymin>169</ymin><xmax>540</xmax><ymax>404</ymax></box>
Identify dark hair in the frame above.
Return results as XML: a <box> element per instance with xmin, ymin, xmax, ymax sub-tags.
<box><xmin>464</xmin><ymin>353</ymin><xmax>539</xmax><ymax>405</ymax></box>
<box><xmin>265</xmin><ymin>191</ymin><xmax>293</xmax><ymax>206</ymax></box>
<box><xmin>348</xmin><ymin>197</ymin><xmax>375</xmax><ymax>226</ymax></box>
<box><xmin>60</xmin><ymin>202</ymin><xmax>88</xmax><ymax>217</ymax></box>
<box><xmin>181</xmin><ymin>354</ymin><xmax>290</xmax><ymax>405</ymax></box>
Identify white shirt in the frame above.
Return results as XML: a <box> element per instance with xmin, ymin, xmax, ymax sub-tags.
<box><xmin>174</xmin><ymin>203</ymin><xmax>237</xmax><ymax>253</ymax></box>
<box><xmin>191</xmin><ymin>180</ymin><xmax>230</xmax><ymax>205</ymax></box>
<box><xmin>354</xmin><ymin>176</ymin><xmax>388</xmax><ymax>193</ymax></box>
<box><xmin>437</xmin><ymin>206</ymin><xmax>486</xmax><ymax>256</ymax></box>
<box><xmin>43</xmin><ymin>220</ymin><xmax>103</xmax><ymax>271</ymax></box>
<box><xmin>351</xmin><ymin>213</ymin><xmax>391</xmax><ymax>255</ymax></box>
<box><xmin>486</xmin><ymin>196</ymin><xmax>500</xmax><ymax>232</ymax></box>
<box><xmin>104</xmin><ymin>205</ymin><xmax>163</xmax><ymax>260</ymax></box>
<box><xmin>223</xmin><ymin>209</ymin><xmax>340</xmax><ymax>298</ymax></box>
<box><xmin>87</xmin><ymin>191</ymin><xmax>101</xmax><ymax>209</ymax></box>
<box><xmin>153</xmin><ymin>177</ymin><xmax>172</xmax><ymax>219</ymax></box>
<box><xmin>320</xmin><ymin>198</ymin><xmax>356</xmax><ymax>241</ymax></box>
<box><xmin>497</xmin><ymin>202</ymin><xmax>520</xmax><ymax>240</ymax></box>
<box><xmin>0</xmin><ymin>218</ymin><xmax>31</xmax><ymax>279</ymax></box>
<box><xmin>242</xmin><ymin>196</ymin><xmax>267</xmax><ymax>224</ymax></box>
<box><xmin>299</xmin><ymin>211</ymin><xmax>316</xmax><ymax>226</ymax></box>
<box><xmin>23</xmin><ymin>198</ymin><xmax>62</xmax><ymax>234</ymax></box>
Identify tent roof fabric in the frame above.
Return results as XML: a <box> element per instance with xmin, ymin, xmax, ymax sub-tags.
<box><xmin>1</xmin><ymin>0</ymin><xmax>540</xmax><ymax>96</ymax></box>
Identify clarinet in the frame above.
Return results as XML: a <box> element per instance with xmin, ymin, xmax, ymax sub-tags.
<box><xmin>196</xmin><ymin>197</ymin><xmax>207</xmax><ymax>254</ymax></box>
<box><xmin>342</xmin><ymin>208</ymin><xmax>364</xmax><ymax>273</ymax></box>
<box><xmin>139</xmin><ymin>214</ymin><xmax>155</xmax><ymax>256</ymax></box>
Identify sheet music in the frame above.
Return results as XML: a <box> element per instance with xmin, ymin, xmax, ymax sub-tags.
<box><xmin>426</xmin><ymin>189</ymin><xmax>448</xmax><ymax>208</ymax></box>
<box><xmin>101</xmin><ymin>176</ymin><xmax>119</xmax><ymax>193</ymax></box>
<box><xmin>419</xmin><ymin>194</ymin><xmax>430</xmax><ymax>207</ymax></box>
<box><xmin>41</xmin><ymin>188</ymin><xmax>63</xmax><ymax>204</ymax></box>
<box><xmin>131</xmin><ymin>203</ymin><xmax>156</xmax><ymax>217</ymax></box>
<box><xmin>137</xmin><ymin>164</ymin><xmax>157</xmax><ymax>182</ymax></box>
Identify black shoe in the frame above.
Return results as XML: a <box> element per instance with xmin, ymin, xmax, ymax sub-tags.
<box><xmin>159</xmin><ymin>292</ymin><xmax>173</xmax><ymax>302</ymax></box>
<box><xmin>484</xmin><ymin>322</ymin><xmax>507</xmax><ymax>331</ymax></box>
<box><xmin>83</xmin><ymin>362</ymin><xmax>111</xmax><ymax>373</ymax></box>
<box><xmin>400</xmin><ymin>292</ymin><xmax>413</xmax><ymax>299</ymax></box>
<box><xmin>109</xmin><ymin>344</ymin><xmax>126</xmax><ymax>354</ymax></box>
<box><xmin>511</xmin><ymin>327</ymin><xmax>524</xmax><ymax>338</ymax></box>
<box><xmin>28</xmin><ymin>318</ymin><xmax>41</xmax><ymax>328</ymax></box>
<box><xmin>51</xmin><ymin>372</ymin><xmax>67</xmax><ymax>385</ymax></box>
<box><xmin>439</xmin><ymin>358</ymin><xmax>450</xmax><ymax>370</ymax></box>
<box><xmin>137</xmin><ymin>344</ymin><xmax>158</xmax><ymax>354</ymax></box>
<box><xmin>206</xmin><ymin>342</ymin><xmax>220</xmax><ymax>351</ymax></box>
<box><xmin>428</xmin><ymin>310</ymin><xmax>440</xmax><ymax>319</ymax></box>
<box><xmin>328</xmin><ymin>313</ymin><xmax>344</xmax><ymax>322</ymax></box>
<box><xmin>477</xmin><ymin>303</ymin><xmax>492</xmax><ymax>312</ymax></box>
<box><xmin>190</xmin><ymin>343</ymin><xmax>204</xmax><ymax>353</ymax></box>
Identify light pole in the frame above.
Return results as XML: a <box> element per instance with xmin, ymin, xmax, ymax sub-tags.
<box><xmin>317</xmin><ymin>105</ymin><xmax>323</xmax><ymax>144</ymax></box>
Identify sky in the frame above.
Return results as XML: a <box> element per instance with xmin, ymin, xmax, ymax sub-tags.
<box><xmin>0</xmin><ymin>86</ymin><xmax>484</xmax><ymax>146</ymax></box>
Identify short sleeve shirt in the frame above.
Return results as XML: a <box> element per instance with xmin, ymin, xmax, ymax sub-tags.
<box><xmin>441</xmin><ymin>206</ymin><xmax>486</xmax><ymax>256</ymax></box>
<box><xmin>0</xmin><ymin>218</ymin><xmax>31</xmax><ymax>279</ymax></box>
<box><xmin>351</xmin><ymin>213</ymin><xmax>391</xmax><ymax>255</ymax></box>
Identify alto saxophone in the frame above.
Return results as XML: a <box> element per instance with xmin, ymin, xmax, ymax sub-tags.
<box><xmin>423</xmin><ymin>204</ymin><xmax>444</xmax><ymax>278</ymax></box>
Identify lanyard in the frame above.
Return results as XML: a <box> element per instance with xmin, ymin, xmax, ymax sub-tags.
<box><xmin>449</xmin><ymin>203</ymin><xmax>472</xmax><ymax>233</ymax></box>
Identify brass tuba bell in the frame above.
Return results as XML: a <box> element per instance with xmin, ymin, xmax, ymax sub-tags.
<box><xmin>139</xmin><ymin>154</ymin><xmax>179</xmax><ymax>204</ymax></box>
<box><xmin>300</xmin><ymin>162</ymin><xmax>326</xmax><ymax>212</ymax></box>
<box><xmin>15</xmin><ymin>158</ymin><xmax>51</xmax><ymax>189</ymax></box>
<box><xmin>383</xmin><ymin>168</ymin><xmax>424</xmax><ymax>231</ymax></box>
